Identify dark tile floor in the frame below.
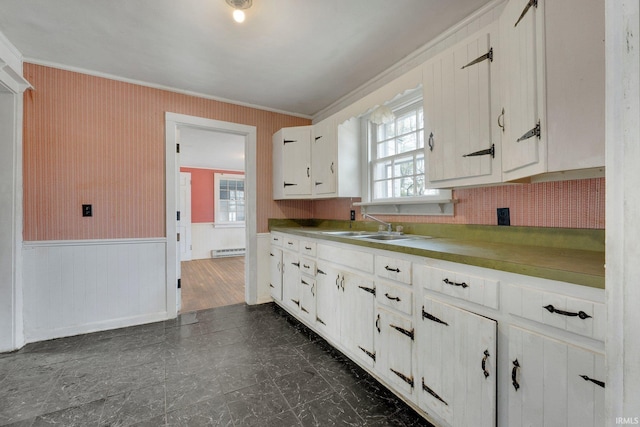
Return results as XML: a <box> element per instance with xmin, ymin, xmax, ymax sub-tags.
<box><xmin>0</xmin><ymin>303</ymin><xmax>434</xmax><ymax>427</ymax></box>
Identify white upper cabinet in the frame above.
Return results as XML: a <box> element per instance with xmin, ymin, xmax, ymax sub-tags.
<box><xmin>423</xmin><ymin>25</ymin><xmax>502</xmax><ymax>188</ymax></box>
<box><xmin>273</xmin><ymin>117</ymin><xmax>360</xmax><ymax>200</ymax></box>
<box><xmin>272</xmin><ymin>126</ymin><xmax>312</xmax><ymax>199</ymax></box>
<box><xmin>500</xmin><ymin>0</ymin><xmax>605</xmax><ymax>182</ymax></box>
<box><xmin>311</xmin><ymin>118</ymin><xmax>337</xmax><ymax>196</ymax></box>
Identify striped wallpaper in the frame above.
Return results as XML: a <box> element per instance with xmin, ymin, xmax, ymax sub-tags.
<box><xmin>23</xmin><ymin>64</ymin><xmax>603</xmax><ymax>241</ymax></box>
<box><xmin>313</xmin><ymin>177</ymin><xmax>605</xmax><ymax>229</ymax></box>
<box><xmin>22</xmin><ymin>64</ymin><xmax>311</xmax><ymax>240</ymax></box>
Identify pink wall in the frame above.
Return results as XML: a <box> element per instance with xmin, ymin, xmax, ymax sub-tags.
<box><xmin>179</xmin><ymin>167</ymin><xmax>243</xmax><ymax>223</ymax></box>
<box><xmin>23</xmin><ymin>64</ymin><xmax>604</xmax><ymax>241</ymax></box>
<box><xmin>22</xmin><ymin>64</ymin><xmax>312</xmax><ymax>241</ymax></box>
<box><xmin>313</xmin><ymin>177</ymin><xmax>605</xmax><ymax>229</ymax></box>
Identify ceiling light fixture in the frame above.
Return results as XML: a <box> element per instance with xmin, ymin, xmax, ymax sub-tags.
<box><xmin>226</xmin><ymin>0</ymin><xmax>252</xmax><ymax>23</ymax></box>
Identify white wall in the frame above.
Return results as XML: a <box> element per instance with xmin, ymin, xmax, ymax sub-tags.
<box><xmin>256</xmin><ymin>233</ymin><xmax>272</xmax><ymax>304</ymax></box>
<box><xmin>191</xmin><ymin>223</ymin><xmax>245</xmax><ymax>260</ymax></box>
<box><xmin>0</xmin><ymin>31</ymin><xmax>29</xmax><ymax>352</ymax></box>
<box><xmin>605</xmin><ymin>0</ymin><xmax>640</xmax><ymax>420</ymax></box>
<box><xmin>22</xmin><ymin>239</ymin><xmax>168</xmax><ymax>342</ymax></box>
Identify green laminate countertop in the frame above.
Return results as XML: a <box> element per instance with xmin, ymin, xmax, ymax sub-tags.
<box><xmin>268</xmin><ymin>219</ymin><xmax>605</xmax><ymax>289</ymax></box>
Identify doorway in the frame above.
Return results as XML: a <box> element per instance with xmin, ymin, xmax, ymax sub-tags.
<box><xmin>165</xmin><ymin>113</ymin><xmax>257</xmax><ymax>319</ymax></box>
<box><xmin>178</xmin><ymin>127</ymin><xmax>246</xmax><ymax>313</ymax></box>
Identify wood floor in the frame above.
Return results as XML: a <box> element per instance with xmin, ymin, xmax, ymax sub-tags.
<box><xmin>180</xmin><ymin>256</ymin><xmax>245</xmax><ymax>313</ymax></box>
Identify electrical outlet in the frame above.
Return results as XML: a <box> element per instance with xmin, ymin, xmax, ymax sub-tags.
<box><xmin>82</xmin><ymin>204</ymin><xmax>92</xmax><ymax>217</ymax></box>
<box><xmin>350</xmin><ymin>210</ymin><xmax>356</xmax><ymax>221</ymax></box>
<box><xmin>497</xmin><ymin>207</ymin><xmax>510</xmax><ymax>226</ymax></box>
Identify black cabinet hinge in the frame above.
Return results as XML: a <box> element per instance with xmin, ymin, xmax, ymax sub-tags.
<box><xmin>390</xmin><ymin>324</ymin><xmax>415</xmax><ymax>340</ymax></box>
<box><xmin>358</xmin><ymin>346</ymin><xmax>376</xmax><ymax>361</ymax></box>
<box><xmin>391</xmin><ymin>369</ymin><xmax>414</xmax><ymax>387</ymax></box>
<box><xmin>461</xmin><ymin>48</ymin><xmax>493</xmax><ymax>69</ymax></box>
<box><xmin>422</xmin><ymin>306</ymin><xmax>449</xmax><ymax>326</ymax></box>
<box><xmin>358</xmin><ymin>285</ymin><xmax>376</xmax><ymax>296</ymax></box>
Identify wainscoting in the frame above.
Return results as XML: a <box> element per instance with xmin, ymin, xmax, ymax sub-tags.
<box><xmin>191</xmin><ymin>223</ymin><xmax>245</xmax><ymax>260</ymax></box>
<box><xmin>22</xmin><ymin>239</ymin><xmax>168</xmax><ymax>343</ymax></box>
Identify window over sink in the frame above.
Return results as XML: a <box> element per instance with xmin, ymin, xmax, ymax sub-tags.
<box><xmin>356</xmin><ymin>90</ymin><xmax>453</xmax><ymax>216</ymax></box>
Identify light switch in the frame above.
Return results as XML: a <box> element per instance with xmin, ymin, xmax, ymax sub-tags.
<box><xmin>82</xmin><ymin>204</ymin><xmax>92</xmax><ymax>217</ymax></box>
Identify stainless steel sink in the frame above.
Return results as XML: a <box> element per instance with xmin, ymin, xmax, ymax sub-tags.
<box><xmin>320</xmin><ymin>231</ymin><xmax>377</xmax><ymax>237</ymax></box>
<box><xmin>358</xmin><ymin>234</ymin><xmax>418</xmax><ymax>241</ymax></box>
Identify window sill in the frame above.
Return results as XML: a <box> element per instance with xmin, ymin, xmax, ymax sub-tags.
<box><xmin>354</xmin><ymin>198</ymin><xmax>455</xmax><ymax>216</ymax></box>
<box><xmin>212</xmin><ymin>223</ymin><xmax>245</xmax><ymax>229</ymax></box>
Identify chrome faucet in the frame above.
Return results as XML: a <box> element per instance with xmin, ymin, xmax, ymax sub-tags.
<box><xmin>362</xmin><ymin>213</ymin><xmax>392</xmax><ymax>233</ymax></box>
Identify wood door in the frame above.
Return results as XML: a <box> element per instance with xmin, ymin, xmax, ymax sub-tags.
<box><xmin>376</xmin><ymin>307</ymin><xmax>414</xmax><ymax>396</ymax></box>
<box><xmin>315</xmin><ymin>262</ymin><xmax>341</xmax><ymax>341</ymax></box>
<box><xmin>178</xmin><ymin>172</ymin><xmax>192</xmax><ymax>261</ymax></box>
<box><xmin>299</xmin><ymin>275</ymin><xmax>316</xmax><ymax>323</ymax></box>
<box><xmin>500</xmin><ymin>0</ymin><xmax>544</xmax><ymax>177</ymax></box>
<box><xmin>423</xmin><ymin>30</ymin><xmax>496</xmax><ymax>186</ymax></box>
<box><xmin>282</xmin><ymin>127</ymin><xmax>312</xmax><ymax>196</ymax></box>
<box><xmin>312</xmin><ymin>118</ymin><xmax>337</xmax><ymax>196</ymax></box>
<box><xmin>417</xmin><ymin>297</ymin><xmax>497</xmax><ymax>427</ymax></box>
<box><xmin>508</xmin><ymin>326</ymin><xmax>605</xmax><ymax>427</ymax></box>
<box><xmin>342</xmin><ymin>272</ymin><xmax>376</xmax><ymax>368</ymax></box>
<box><xmin>282</xmin><ymin>250</ymin><xmax>300</xmax><ymax>312</ymax></box>
<box><xmin>269</xmin><ymin>247</ymin><xmax>283</xmax><ymax>301</ymax></box>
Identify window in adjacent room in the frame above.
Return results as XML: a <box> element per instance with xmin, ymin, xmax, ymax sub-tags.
<box><xmin>214</xmin><ymin>173</ymin><xmax>245</xmax><ymax>226</ymax></box>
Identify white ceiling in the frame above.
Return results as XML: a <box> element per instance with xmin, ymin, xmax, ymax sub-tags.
<box><xmin>179</xmin><ymin>126</ymin><xmax>245</xmax><ymax>170</ymax></box>
<box><xmin>0</xmin><ymin>0</ymin><xmax>492</xmax><ymax>117</ymax></box>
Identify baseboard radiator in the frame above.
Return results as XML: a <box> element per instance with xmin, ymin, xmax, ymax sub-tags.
<box><xmin>211</xmin><ymin>248</ymin><xmax>245</xmax><ymax>258</ymax></box>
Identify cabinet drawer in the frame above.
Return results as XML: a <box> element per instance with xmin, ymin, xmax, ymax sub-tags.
<box><xmin>377</xmin><ymin>281</ymin><xmax>413</xmax><ymax>316</ymax></box>
<box><xmin>283</xmin><ymin>236</ymin><xmax>299</xmax><ymax>251</ymax></box>
<box><xmin>300</xmin><ymin>240</ymin><xmax>317</xmax><ymax>256</ymax></box>
<box><xmin>271</xmin><ymin>233</ymin><xmax>283</xmax><ymax>247</ymax></box>
<box><xmin>317</xmin><ymin>244</ymin><xmax>374</xmax><ymax>273</ymax></box>
<box><xmin>300</xmin><ymin>257</ymin><xmax>316</xmax><ymax>276</ymax></box>
<box><xmin>423</xmin><ymin>267</ymin><xmax>499</xmax><ymax>309</ymax></box>
<box><xmin>506</xmin><ymin>285</ymin><xmax>605</xmax><ymax>341</ymax></box>
<box><xmin>375</xmin><ymin>255</ymin><xmax>412</xmax><ymax>284</ymax></box>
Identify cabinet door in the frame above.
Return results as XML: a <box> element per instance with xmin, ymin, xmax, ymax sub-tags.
<box><xmin>315</xmin><ymin>262</ymin><xmax>341</xmax><ymax>341</ymax></box>
<box><xmin>299</xmin><ymin>275</ymin><xmax>316</xmax><ymax>324</ymax></box>
<box><xmin>423</xmin><ymin>29</ymin><xmax>498</xmax><ymax>187</ymax></box>
<box><xmin>342</xmin><ymin>272</ymin><xmax>376</xmax><ymax>368</ymax></box>
<box><xmin>376</xmin><ymin>307</ymin><xmax>414</xmax><ymax>397</ymax></box>
<box><xmin>281</xmin><ymin>127</ymin><xmax>312</xmax><ymax>196</ymax></box>
<box><xmin>269</xmin><ymin>247</ymin><xmax>283</xmax><ymax>301</ymax></box>
<box><xmin>500</xmin><ymin>0</ymin><xmax>545</xmax><ymax>178</ymax></box>
<box><xmin>508</xmin><ymin>326</ymin><xmax>604</xmax><ymax>427</ymax></box>
<box><xmin>282</xmin><ymin>250</ymin><xmax>300</xmax><ymax>312</ymax></box>
<box><xmin>417</xmin><ymin>297</ymin><xmax>496</xmax><ymax>427</ymax></box>
<box><xmin>312</xmin><ymin>119</ymin><xmax>337</xmax><ymax>196</ymax></box>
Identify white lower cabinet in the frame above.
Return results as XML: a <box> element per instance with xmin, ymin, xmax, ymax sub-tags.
<box><xmin>270</xmin><ymin>232</ymin><xmax>605</xmax><ymax>427</ymax></box>
<box><xmin>416</xmin><ymin>296</ymin><xmax>497</xmax><ymax>427</ymax></box>
<box><xmin>315</xmin><ymin>262</ymin><xmax>341</xmax><ymax>340</ymax></box>
<box><xmin>314</xmin><ymin>258</ymin><xmax>377</xmax><ymax>369</ymax></box>
<box><xmin>508</xmin><ymin>326</ymin><xmax>605</xmax><ymax>427</ymax></box>
<box><xmin>376</xmin><ymin>307</ymin><xmax>415</xmax><ymax>397</ymax></box>
<box><xmin>282</xmin><ymin>250</ymin><xmax>300</xmax><ymax>312</ymax></box>
<box><xmin>269</xmin><ymin>247</ymin><xmax>283</xmax><ymax>301</ymax></box>
<box><xmin>342</xmin><ymin>272</ymin><xmax>377</xmax><ymax>368</ymax></box>
<box><xmin>299</xmin><ymin>275</ymin><xmax>316</xmax><ymax>323</ymax></box>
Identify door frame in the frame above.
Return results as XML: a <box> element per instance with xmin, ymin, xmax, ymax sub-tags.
<box><xmin>165</xmin><ymin>112</ymin><xmax>257</xmax><ymax>318</ymax></box>
<box><xmin>178</xmin><ymin>171</ymin><xmax>192</xmax><ymax>262</ymax></box>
